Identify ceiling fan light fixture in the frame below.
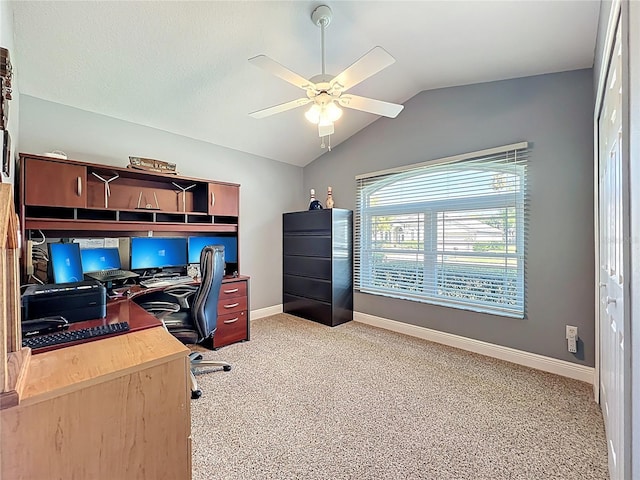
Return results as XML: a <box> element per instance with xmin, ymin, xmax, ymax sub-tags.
<box><xmin>305</xmin><ymin>101</ymin><xmax>342</xmax><ymax>126</ymax></box>
<box><xmin>325</xmin><ymin>102</ymin><xmax>343</xmax><ymax>122</ymax></box>
<box><xmin>305</xmin><ymin>104</ymin><xmax>321</xmax><ymax>123</ymax></box>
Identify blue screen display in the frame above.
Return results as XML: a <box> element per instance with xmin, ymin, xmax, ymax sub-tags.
<box><xmin>81</xmin><ymin>247</ymin><xmax>121</xmax><ymax>273</ymax></box>
<box><xmin>188</xmin><ymin>236</ymin><xmax>237</xmax><ymax>264</ymax></box>
<box><xmin>49</xmin><ymin>242</ymin><xmax>84</xmax><ymax>283</ymax></box>
<box><xmin>130</xmin><ymin>237</ymin><xmax>187</xmax><ymax>270</ymax></box>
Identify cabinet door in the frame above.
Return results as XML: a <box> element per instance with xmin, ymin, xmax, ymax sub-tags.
<box><xmin>208</xmin><ymin>183</ymin><xmax>239</xmax><ymax>216</ymax></box>
<box><xmin>24</xmin><ymin>158</ymin><xmax>87</xmax><ymax>208</ymax></box>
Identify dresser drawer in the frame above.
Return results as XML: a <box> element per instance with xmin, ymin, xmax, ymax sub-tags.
<box><xmin>283</xmin><ymin>294</ymin><xmax>332</xmax><ymax>326</ymax></box>
<box><xmin>220</xmin><ymin>280</ymin><xmax>247</xmax><ymax>300</ymax></box>
<box><xmin>283</xmin><ymin>210</ymin><xmax>331</xmax><ymax>233</ymax></box>
<box><xmin>213</xmin><ymin>310</ymin><xmax>248</xmax><ymax>348</ymax></box>
<box><xmin>283</xmin><ymin>235</ymin><xmax>331</xmax><ymax>257</ymax></box>
<box><xmin>217</xmin><ymin>295</ymin><xmax>247</xmax><ymax>315</ymax></box>
<box><xmin>283</xmin><ymin>275</ymin><xmax>332</xmax><ymax>303</ymax></box>
<box><xmin>283</xmin><ymin>255</ymin><xmax>331</xmax><ymax>280</ymax></box>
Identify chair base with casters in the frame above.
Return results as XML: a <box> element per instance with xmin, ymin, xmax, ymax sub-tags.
<box><xmin>138</xmin><ymin>295</ymin><xmax>233</xmax><ymax>399</ymax></box>
<box><xmin>188</xmin><ymin>351</ymin><xmax>231</xmax><ymax>399</ymax></box>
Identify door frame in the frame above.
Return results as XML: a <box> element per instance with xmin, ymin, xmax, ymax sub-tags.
<box><xmin>593</xmin><ymin>0</ymin><xmax>621</xmax><ymax>404</ymax></box>
<box><xmin>627</xmin><ymin>3</ymin><xmax>639</xmax><ymax>478</ymax></box>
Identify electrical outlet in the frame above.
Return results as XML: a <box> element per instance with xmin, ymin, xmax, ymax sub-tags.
<box><xmin>566</xmin><ymin>325</ymin><xmax>578</xmax><ymax>353</ymax></box>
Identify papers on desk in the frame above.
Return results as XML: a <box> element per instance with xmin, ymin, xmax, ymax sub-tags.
<box><xmin>73</xmin><ymin>238</ymin><xmax>120</xmax><ymax>249</ymax></box>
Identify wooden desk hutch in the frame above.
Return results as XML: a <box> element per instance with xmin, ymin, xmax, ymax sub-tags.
<box><xmin>18</xmin><ymin>152</ymin><xmax>250</xmax><ymax>348</ymax></box>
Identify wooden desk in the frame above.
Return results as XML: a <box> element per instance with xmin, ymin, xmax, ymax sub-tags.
<box><xmin>0</xmin><ymin>326</ymin><xmax>192</xmax><ymax>479</ymax></box>
<box><xmin>30</xmin><ymin>297</ymin><xmax>163</xmax><ymax>354</ymax></box>
<box><xmin>124</xmin><ymin>275</ymin><xmax>251</xmax><ymax>350</ymax></box>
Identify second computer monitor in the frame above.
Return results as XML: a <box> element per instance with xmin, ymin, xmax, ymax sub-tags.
<box><xmin>48</xmin><ymin>242</ymin><xmax>84</xmax><ymax>283</ymax></box>
<box><xmin>188</xmin><ymin>236</ymin><xmax>237</xmax><ymax>264</ymax></box>
<box><xmin>80</xmin><ymin>247</ymin><xmax>121</xmax><ymax>273</ymax></box>
<box><xmin>130</xmin><ymin>237</ymin><xmax>187</xmax><ymax>271</ymax></box>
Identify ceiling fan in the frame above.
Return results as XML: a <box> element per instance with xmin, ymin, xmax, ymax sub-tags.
<box><xmin>248</xmin><ymin>5</ymin><xmax>404</xmax><ymax>146</ymax></box>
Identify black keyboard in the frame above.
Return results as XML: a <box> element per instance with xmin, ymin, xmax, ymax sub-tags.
<box><xmin>86</xmin><ymin>269</ymin><xmax>139</xmax><ymax>281</ymax></box>
<box><xmin>22</xmin><ymin>322</ymin><xmax>130</xmax><ymax>350</ymax></box>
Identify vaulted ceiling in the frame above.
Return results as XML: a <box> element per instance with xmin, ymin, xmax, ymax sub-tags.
<box><xmin>11</xmin><ymin>1</ymin><xmax>600</xmax><ymax>167</ymax></box>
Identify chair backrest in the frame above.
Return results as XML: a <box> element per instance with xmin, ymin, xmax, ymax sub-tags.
<box><xmin>191</xmin><ymin>245</ymin><xmax>225</xmax><ymax>341</ymax></box>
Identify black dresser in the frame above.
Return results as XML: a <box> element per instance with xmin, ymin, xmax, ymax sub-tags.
<box><xmin>282</xmin><ymin>209</ymin><xmax>353</xmax><ymax>327</ymax></box>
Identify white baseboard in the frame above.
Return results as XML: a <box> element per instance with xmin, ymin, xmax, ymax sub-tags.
<box><xmin>354</xmin><ymin>312</ymin><xmax>595</xmax><ymax>384</ymax></box>
<box><xmin>251</xmin><ymin>304</ymin><xmax>282</xmax><ymax>320</ymax></box>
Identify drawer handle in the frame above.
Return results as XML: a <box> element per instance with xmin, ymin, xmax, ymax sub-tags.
<box><xmin>223</xmin><ymin>317</ymin><xmax>239</xmax><ymax>324</ymax></box>
<box><xmin>223</xmin><ymin>288</ymin><xmax>239</xmax><ymax>294</ymax></box>
<box><xmin>77</xmin><ymin>177</ymin><xmax>83</xmax><ymax>196</ymax></box>
<box><xmin>224</xmin><ymin>302</ymin><xmax>240</xmax><ymax>309</ymax></box>
<box><xmin>211</xmin><ymin>192</ymin><xmax>215</xmax><ymax>207</ymax></box>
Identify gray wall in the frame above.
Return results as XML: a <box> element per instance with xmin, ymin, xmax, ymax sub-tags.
<box><xmin>304</xmin><ymin>69</ymin><xmax>595</xmax><ymax>365</ymax></box>
<box><xmin>18</xmin><ymin>95</ymin><xmax>303</xmax><ymax>311</ymax></box>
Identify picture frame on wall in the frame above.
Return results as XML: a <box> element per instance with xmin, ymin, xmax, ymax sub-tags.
<box><xmin>2</xmin><ymin>129</ymin><xmax>10</xmax><ymax>177</ymax></box>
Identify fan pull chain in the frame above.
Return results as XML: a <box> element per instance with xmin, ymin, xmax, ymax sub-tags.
<box><xmin>320</xmin><ymin>134</ymin><xmax>332</xmax><ymax>151</ymax></box>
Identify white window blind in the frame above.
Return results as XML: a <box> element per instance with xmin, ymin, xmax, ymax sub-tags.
<box><xmin>355</xmin><ymin>142</ymin><xmax>529</xmax><ymax>318</ymax></box>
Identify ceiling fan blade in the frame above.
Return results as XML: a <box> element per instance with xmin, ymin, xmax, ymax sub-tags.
<box><xmin>249</xmin><ymin>98</ymin><xmax>311</xmax><ymax>119</ymax></box>
<box><xmin>338</xmin><ymin>94</ymin><xmax>404</xmax><ymax>118</ymax></box>
<box><xmin>330</xmin><ymin>46</ymin><xmax>396</xmax><ymax>93</ymax></box>
<box><xmin>318</xmin><ymin>122</ymin><xmax>334</xmax><ymax>138</ymax></box>
<box><xmin>249</xmin><ymin>55</ymin><xmax>315</xmax><ymax>91</ymax></box>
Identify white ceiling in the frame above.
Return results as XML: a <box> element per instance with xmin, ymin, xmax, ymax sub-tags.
<box><xmin>11</xmin><ymin>1</ymin><xmax>600</xmax><ymax>167</ymax></box>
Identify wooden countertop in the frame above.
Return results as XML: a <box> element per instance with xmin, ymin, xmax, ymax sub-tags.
<box><xmin>20</xmin><ymin>326</ymin><xmax>188</xmax><ymax>407</ymax></box>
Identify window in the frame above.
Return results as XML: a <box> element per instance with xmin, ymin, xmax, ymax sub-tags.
<box><xmin>355</xmin><ymin>143</ymin><xmax>528</xmax><ymax>318</ymax></box>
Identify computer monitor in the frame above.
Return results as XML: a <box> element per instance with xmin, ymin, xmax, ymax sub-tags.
<box><xmin>48</xmin><ymin>242</ymin><xmax>84</xmax><ymax>283</ymax></box>
<box><xmin>188</xmin><ymin>236</ymin><xmax>237</xmax><ymax>264</ymax></box>
<box><xmin>130</xmin><ymin>237</ymin><xmax>187</xmax><ymax>271</ymax></box>
<box><xmin>80</xmin><ymin>247</ymin><xmax>121</xmax><ymax>273</ymax></box>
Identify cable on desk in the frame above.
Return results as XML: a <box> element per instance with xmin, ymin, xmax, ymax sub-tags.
<box><xmin>28</xmin><ymin>231</ymin><xmax>49</xmax><ymax>285</ymax></box>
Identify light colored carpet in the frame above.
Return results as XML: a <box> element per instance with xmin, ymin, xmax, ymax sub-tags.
<box><xmin>190</xmin><ymin>314</ymin><xmax>609</xmax><ymax>480</ymax></box>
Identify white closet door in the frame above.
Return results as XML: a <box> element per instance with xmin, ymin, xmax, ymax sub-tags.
<box><xmin>598</xmin><ymin>22</ymin><xmax>627</xmax><ymax>480</ymax></box>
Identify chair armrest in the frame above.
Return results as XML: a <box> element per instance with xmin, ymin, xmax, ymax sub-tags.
<box><xmin>163</xmin><ymin>284</ymin><xmax>198</xmax><ymax>309</ymax></box>
<box><xmin>138</xmin><ymin>301</ymin><xmax>181</xmax><ymax>319</ymax></box>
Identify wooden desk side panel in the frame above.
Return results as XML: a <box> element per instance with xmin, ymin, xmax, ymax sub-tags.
<box><xmin>1</xmin><ymin>356</ymin><xmax>191</xmax><ymax>480</ymax></box>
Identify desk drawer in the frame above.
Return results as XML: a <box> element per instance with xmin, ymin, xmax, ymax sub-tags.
<box><xmin>217</xmin><ymin>295</ymin><xmax>247</xmax><ymax>315</ymax></box>
<box><xmin>220</xmin><ymin>280</ymin><xmax>247</xmax><ymax>300</ymax></box>
<box><xmin>213</xmin><ymin>310</ymin><xmax>248</xmax><ymax>348</ymax></box>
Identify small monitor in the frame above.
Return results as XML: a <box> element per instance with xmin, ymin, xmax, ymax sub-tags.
<box><xmin>81</xmin><ymin>247</ymin><xmax>121</xmax><ymax>273</ymax></box>
<box><xmin>188</xmin><ymin>236</ymin><xmax>237</xmax><ymax>264</ymax></box>
<box><xmin>130</xmin><ymin>237</ymin><xmax>187</xmax><ymax>271</ymax></box>
<box><xmin>48</xmin><ymin>242</ymin><xmax>84</xmax><ymax>283</ymax></box>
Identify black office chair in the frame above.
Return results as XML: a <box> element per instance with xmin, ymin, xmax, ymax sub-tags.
<box><xmin>137</xmin><ymin>245</ymin><xmax>231</xmax><ymax>399</ymax></box>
